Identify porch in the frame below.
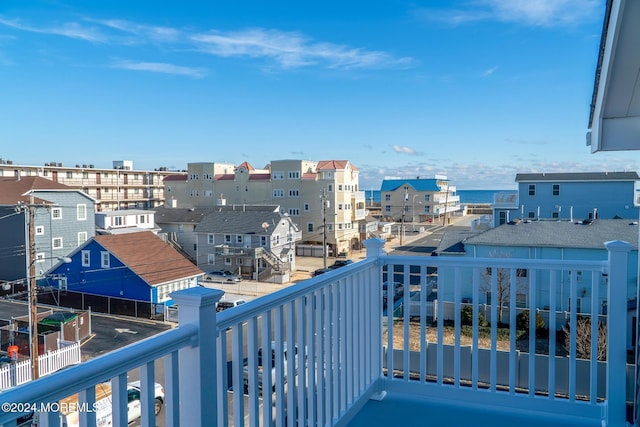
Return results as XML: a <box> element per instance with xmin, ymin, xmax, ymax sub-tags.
<box><xmin>0</xmin><ymin>238</ymin><xmax>633</xmax><ymax>427</ymax></box>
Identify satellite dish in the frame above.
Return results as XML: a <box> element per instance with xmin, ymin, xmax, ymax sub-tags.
<box><xmin>261</xmin><ymin>222</ymin><xmax>269</xmax><ymax>230</ymax></box>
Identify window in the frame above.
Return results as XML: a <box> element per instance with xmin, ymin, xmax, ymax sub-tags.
<box><xmin>51</xmin><ymin>208</ymin><xmax>62</xmax><ymax>220</ymax></box>
<box><xmin>78</xmin><ymin>232</ymin><xmax>88</xmax><ymax>245</ymax></box>
<box><xmin>139</xmin><ymin>215</ymin><xmax>146</xmax><ymax>224</ymax></box>
<box><xmin>58</xmin><ymin>277</ymin><xmax>68</xmax><ymax>291</ymax></box>
<box><xmin>261</xmin><ymin>236</ymin><xmax>268</xmax><ymax>246</ymax></box>
<box><xmin>237</xmin><ymin>258</ymin><xmax>243</xmax><ymax>265</ymax></box>
<box><xmin>273</xmin><ymin>189</ymin><xmax>284</xmax><ymax>198</ymax></box>
<box><xmin>385</xmin><ymin>194</ymin><xmax>391</xmax><ymax>201</ymax></box>
<box><xmin>236</xmin><ymin>235</ymin><xmax>243</xmax><ymax>244</ymax></box>
<box><xmin>552</xmin><ymin>212</ymin><xmax>559</xmax><ymax>219</ymax></box>
<box><xmin>35</xmin><ymin>226</ymin><xmax>44</xmax><ymax>235</ymax></box>
<box><xmin>66</xmin><ymin>171</ymin><xmax>73</xmax><ymax>179</ymax></box>
<box><xmin>528</xmin><ymin>184</ymin><xmax>536</xmax><ymax>196</ymax></box>
<box><xmin>338</xmin><ymin>204</ymin><xmax>343</xmax><ymax>210</ymax></box>
<box><xmin>499</xmin><ymin>211</ymin><xmax>507</xmax><ymax>225</ymax></box>
<box><xmin>101</xmin><ymin>251</ymin><xmax>110</xmax><ymax>268</ymax></box>
<box><xmin>208</xmin><ymin>234</ymin><xmax>214</xmax><ymax>245</ymax></box>
<box><xmin>273</xmin><ymin>171</ymin><xmax>284</xmax><ymax>180</ymax></box>
<box><xmin>338</xmin><ymin>185</ymin><xmax>343</xmax><ymax>191</ymax></box>
<box><xmin>328</xmin><ymin>184</ymin><xmax>333</xmax><ymax>192</ymax></box>
<box><xmin>52</xmin><ymin>237</ymin><xmax>63</xmax><ymax>249</ymax></box>
<box><xmin>288</xmin><ymin>171</ymin><xmax>300</xmax><ymax>179</ymax></box>
<box><xmin>82</xmin><ymin>250</ymin><xmax>90</xmax><ymax>267</ymax></box>
<box><xmin>225</xmin><ymin>257</ymin><xmax>232</xmax><ymax>265</ymax></box>
<box><xmin>207</xmin><ymin>254</ymin><xmax>215</xmax><ymax>264</ymax></box>
<box><xmin>288</xmin><ymin>189</ymin><xmax>299</xmax><ymax>197</ymax></box>
<box><xmin>114</xmin><ymin>216</ymin><xmax>124</xmax><ymax>226</ymax></box>
<box><xmin>273</xmin><ymin>234</ymin><xmax>280</xmax><ymax>245</ymax></box>
<box><xmin>225</xmin><ymin>235</ymin><xmax>231</xmax><ymax>244</ymax></box>
<box><xmin>552</xmin><ymin>184</ymin><xmax>560</xmax><ymax>196</ymax></box>
<box><xmin>385</xmin><ymin>205</ymin><xmax>391</xmax><ymax>212</ymax></box>
<box><xmin>304</xmin><ymin>203</ymin><xmax>310</xmax><ymax>212</ymax></box>
<box><xmin>307</xmin><ymin>223</ymin><xmax>314</xmax><ymax>232</ymax></box>
<box><xmin>424</xmin><ymin>194</ymin><xmax>430</xmax><ymax>202</ymax></box>
<box><xmin>77</xmin><ymin>204</ymin><xmax>87</xmax><ymax>220</ymax></box>
<box><xmin>288</xmin><ymin>208</ymin><xmax>300</xmax><ymax>216</ymax></box>
<box><xmin>528</xmin><ymin>211</ymin><xmax>535</xmax><ymax>219</ymax></box>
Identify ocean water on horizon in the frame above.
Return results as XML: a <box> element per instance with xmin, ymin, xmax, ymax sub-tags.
<box><xmin>365</xmin><ymin>189</ymin><xmax>510</xmax><ymax>204</ymax></box>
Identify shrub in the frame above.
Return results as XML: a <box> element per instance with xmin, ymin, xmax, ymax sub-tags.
<box><xmin>460</xmin><ymin>305</ymin><xmax>487</xmax><ymax>326</ymax></box>
<box><xmin>563</xmin><ymin>315</ymin><xmax>606</xmax><ymax>360</ymax></box>
<box><xmin>516</xmin><ymin>309</ymin><xmax>546</xmax><ymax>334</ymax></box>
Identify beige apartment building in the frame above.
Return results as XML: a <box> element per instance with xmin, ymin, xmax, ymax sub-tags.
<box><xmin>0</xmin><ymin>159</ymin><xmax>184</xmax><ymax>211</ymax></box>
<box><xmin>180</xmin><ymin>159</ymin><xmax>366</xmax><ymax>256</ymax></box>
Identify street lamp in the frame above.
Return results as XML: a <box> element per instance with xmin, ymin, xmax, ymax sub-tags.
<box><xmin>29</xmin><ymin>252</ymin><xmax>71</xmax><ymax>380</ymax></box>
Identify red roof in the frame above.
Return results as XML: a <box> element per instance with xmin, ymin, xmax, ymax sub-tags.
<box><xmin>94</xmin><ymin>232</ymin><xmax>203</xmax><ymax>286</ymax></box>
<box><xmin>249</xmin><ymin>173</ymin><xmax>271</xmax><ymax>180</ymax></box>
<box><xmin>163</xmin><ymin>174</ymin><xmax>188</xmax><ymax>182</ymax></box>
<box><xmin>302</xmin><ymin>172</ymin><xmax>317</xmax><ymax>180</ymax></box>
<box><xmin>0</xmin><ymin>176</ymin><xmax>72</xmax><ymax>205</ymax></box>
<box><xmin>316</xmin><ymin>160</ymin><xmax>358</xmax><ymax>171</ymax></box>
<box><xmin>215</xmin><ymin>174</ymin><xmax>235</xmax><ymax>181</ymax></box>
<box><xmin>236</xmin><ymin>162</ymin><xmax>255</xmax><ymax>171</ymax></box>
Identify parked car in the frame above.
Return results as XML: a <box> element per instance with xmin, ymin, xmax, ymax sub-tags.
<box><xmin>216</xmin><ymin>299</ymin><xmax>247</xmax><ymax>312</ymax></box>
<box><xmin>329</xmin><ymin>259</ymin><xmax>354</xmax><ymax>269</ymax></box>
<box><xmin>243</xmin><ymin>341</ymin><xmax>298</xmax><ymax>394</ymax></box>
<box><xmin>312</xmin><ymin>268</ymin><xmax>331</xmax><ymax>277</ymax></box>
<box><xmin>205</xmin><ymin>270</ymin><xmax>242</xmax><ymax>283</ymax></box>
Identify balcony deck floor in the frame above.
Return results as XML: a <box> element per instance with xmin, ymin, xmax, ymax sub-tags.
<box><xmin>346</xmin><ymin>392</ymin><xmax>603</xmax><ymax>427</ymax></box>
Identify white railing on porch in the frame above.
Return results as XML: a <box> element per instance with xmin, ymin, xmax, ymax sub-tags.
<box><xmin>0</xmin><ymin>239</ymin><xmax>632</xmax><ymax>427</ymax></box>
<box><xmin>0</xmin><ymin>342</ymin><xmax>81</xmax><ymax>391</ymax></box>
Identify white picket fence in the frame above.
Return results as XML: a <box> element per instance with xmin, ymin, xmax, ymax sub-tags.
<box><xmin>0</xmin><ymin>341</ymin><xmax>81</xmax><ymax>390</ymax></box>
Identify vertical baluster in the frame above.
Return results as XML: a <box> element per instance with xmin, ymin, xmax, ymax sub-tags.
<box><xmin>232</xmin><ymin>324</ymin><xmax>244</xmax><ymax>427</ymax></box>
<box><xmin>528</xmin><ymin>270</ymin><xmax>537</xmax><ymax>397</ymax></box>
<box><xmin>218</xmin><ymin>333</ymin><xmax>228</xmax><ymax>426</ymax></box>
<box><xmin>111</xmin><ymin>373</ymin><xmax>128</xmax><ymax>427</ymax></box>
<box><xmin>78</xmin><ymin>385</ymin><xmax>96</xmax><ymax>427</ymax></box>
<box><xmin>164</xmin><ymin>351</ymin><xmax>179</xmax><ymax>427</ymax></box>
<box><xmin>324</xmin><ymin>286</ymin><xmax>332</xmax><ymax>425</ymax></box>
<box><xmin>247</xmin><ymin>317</ymin><xmax>259</xmax><ymax>427</ymax></box>
<box><xmin>454</xmin><ymin>266</ymin><xmax>461</xmax><ymax>388</ymax></box>
<box><xmin>548</xmin><ymin>270</ymin><xmax>557</xmax><ymax>401</ymax></box>
<box><xmin>403</xmin><ymin>266</ymin><xmax>410</xmax><ymax>381</ymax></box>
<box><xmin>331</xmin><ymin>283</ymin><xmax>340</xmax><ymax>421</ymax></box>
<box><xmin>341</xmin><ymin>278</ymin><xmax>349</xmax><ymax>409</ymax></box>
<box><xmin>274</xmin><ymin>307</ymin><xmax>285</xmax><ymax>427</ymax></box>
<box><xmin>589</xmin><ymin>271</ymin><xmax>600</xmax><ymax>404</ymax></box>
<box><xmin>386</xmin><ymin>264</ymin><xmax>394</xmax><ymax>381</ymax></box>
<box><xmin>261</xmin><ymin>311</ymin><xmax>273</xmax><ymax>426</ymax></box>
<box><xmin>140</xmin><ymin>360</ymin><xmax>156</xmax><ymax>426</ymax></box>
<box><xmin>437</xmin><ymin>267</ymin><xmax>444</xmax><ymax>385</ymax></box>
<box><xmin>286</xmin><ymin>301</ymin><xmax>296</xmax><ymax>427</ymax></box>
<box><xmin>306</xmin><ymin>293</ymin><xmax>316</xmax><ymax>427</ymax></box>
<box><xmin>509</xmin><ymin>268</ymin><xmax>517</xmax><ymax>394</ymax></box>
<box><xmin>472</xmin><ymin>268</ymin><xmax>480</xmax><ymax>390</ymax></box>
<box><xmin>420</xmin><ymin>264</ymin><xmax>427</xmax><ymax>384</ymax></box>
<box><xmin>490</xmin><ymin>267</ymin><xmax>498</xmax><ymax>392</ymax></box>
<box><xmin>296</xmin><ymin>297</ymin><xmax>306</xmax><ymax>427</ymax></box>
<box><xmin>569</xmin><ymin>269</ymin><xmax>577</xmax><ymax>402</ymax></box>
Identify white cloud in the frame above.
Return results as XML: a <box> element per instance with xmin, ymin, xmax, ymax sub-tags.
<box><xmin>391</xmin><ymin>145</ymin><xmax>418</xmax><ymax>155</ymax></box>
<box><xmin>1</xmin><ymin>15</ymin><xmax>413</xmax><ymax>71</ymax></box>
<box><xmin>111</xmin><ymin>59</ymin><xmax>206</xmax><ymax>78</ymax></box>
<box><xmin>415</xmin><ymin>0</ymin><xmax>602</xmax><ymax>27</ymax></box>
<box><xmin>191</xmin><ymin>28</ymin><xmax>414</xmax><ymax>70</ymax></box>
<box><xmin>481</xmin><ymin>65</ymin><xmax>498</xmax><ymax>77</ymax></box>
<box><xmin>0</xmin><ymin>16</ymin><xmax>106</xmax><ymax>42</ymax></box>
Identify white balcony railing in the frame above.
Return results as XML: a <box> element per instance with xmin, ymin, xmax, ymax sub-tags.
<box><xmin>0</xmin><ymin>239</ymin><xmax>632</xmax><ymax>427</ymax></box>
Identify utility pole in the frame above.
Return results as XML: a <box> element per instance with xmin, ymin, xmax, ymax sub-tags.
<box><xmin>400</xmin><ymin>186</ymin><xmax>408</xmax><ymax>245</ymax></box>
<box><xmin>321</xmin><ymin>189</ymin><xmax>328</xmax><ymax>269</ymax></box>
<box><xmin>27</xmin><ymin>204</ymin><xmax>39</xmax><ymax>380</ymax></box>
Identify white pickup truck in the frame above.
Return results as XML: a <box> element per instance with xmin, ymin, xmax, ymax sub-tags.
<box><xmin>57</xmin><ymin>380</ymin><xmax>164</xmax><ymax>427</ymax></box>
<box><xmin>242</xmin><ymin>342</ymin><xmax>297</xmax><ymax>394</ymax></box>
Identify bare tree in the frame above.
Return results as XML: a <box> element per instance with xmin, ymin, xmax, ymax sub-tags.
<box><xmin>563</xmin><ymin>315</ymin><xmax>607</xmax><ymax>361</ymax></box>
<box><xmin>481</xmin><ymin>252</ymin><xmax>526</xmax><ymax>325</ymax></box>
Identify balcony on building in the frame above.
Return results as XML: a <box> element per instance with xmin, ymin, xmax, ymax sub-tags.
<box><xmin>0</xmin><ymin>238</ymin><xmax>634</xmax><ymax>427</ymax></box>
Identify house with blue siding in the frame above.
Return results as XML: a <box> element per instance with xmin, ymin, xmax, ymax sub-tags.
<box><xmin>437</xmin><ymin>218</ymin><xmax>638</xmax><ymax>345</ymax></box>
<box><xmin>47</xmin><ymin>231</ymin><xmax>203</xmax><ymax>309</ymax></box>
<box><xmin>492</xmin><ymin>172</ymin><xmax>640</xmax><ymax>227</ymax></box>
<box><xmin>0</xmin><ymin>176</ymin><xmax>96</xmax><ymax>283</ymax></box>
<box><xmin>380</xmin><ymin>176</ymin><xmax>460</xmax><ymax>223</ymax></box>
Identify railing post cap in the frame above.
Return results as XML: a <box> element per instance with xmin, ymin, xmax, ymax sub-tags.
<box><xmin>170</xmin><ymin>287</ymin><xmax>224</xmax><ymax>308</ymax></box>
<box><xmin>604</xmin><ymin>240</ymin><xmax>633</xmax><ymax>252</ymax></box>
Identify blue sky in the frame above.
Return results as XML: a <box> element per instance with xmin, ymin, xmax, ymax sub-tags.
<box><xmin>1</xmin><ymin>0</ymin><xmax>637</xmax><ymax>190</ymax></box>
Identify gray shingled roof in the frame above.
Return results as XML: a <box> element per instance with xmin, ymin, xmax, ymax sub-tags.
<box><xmin>194</xmin><ymin>210</ymin><xmax>294</xmax><ymax>234</ymax></box>
<box><xmin>153</xmin><ymin>205</ymin><xmax>279</xmax><ymax>224</ymax></box>
<box><xmin>515</xmin><ymin>172</ymin><xmax>639</xmax><ymax>182</ymax></box>
<box><xmin>464</xmin><ymin>219</ymin><xmax>639</xmax><ymax>250</ymax></box>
